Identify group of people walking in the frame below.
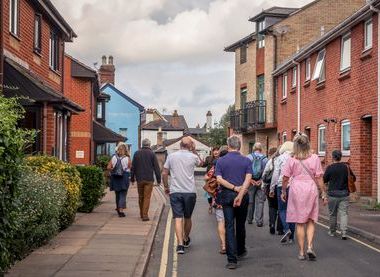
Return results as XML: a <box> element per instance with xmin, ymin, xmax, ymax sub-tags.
<box><xmin>107</xmin><ymin>133</ymin><xmax>355</xmax><ymax>270</ymax></box>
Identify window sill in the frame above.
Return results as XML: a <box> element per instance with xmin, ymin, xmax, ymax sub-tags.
<box><xmin>316</xmin><ymin>81</ymin><xmax>326</xmax><ymax>91</ymax></box>
<box><xmin>290</xmin><ymin>87</ymin><xmax>296</xmax><ymax>94</ymax></box>
<box><xmin>280</xmin><ymin>98</ymin><xmax>287</xmax><ymax>104</ymax></box>
<box><xmin>49</xmin><ymin>68</ymin><xmax>61</xmax><ymax>77</ymax></box>
<box><xmin>10</xmin><ymin>32</ymin><xmax>21</xmax><ymax>41</ymax></box>
<box><xmin>338</xmin><ymin>70</ymin><xmax>351</xmax><ymax>81</ymax></box>
<box><xmin>360</xmin><ymin>48</ymin><xmax>372</xmax><ymax>61</ymax></box>
<box><xmin>33</xmin><ymin>49</ymin><xmax>42</xmax><ymax>57</ymax></box>
<box><xmin>303</xmin><ymin>80</ymin><xmax>310</xmax><ymax>88</ymax></box>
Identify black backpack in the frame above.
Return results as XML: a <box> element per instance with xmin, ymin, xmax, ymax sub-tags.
<box><xmin>111</xmin><ymin>156</ymin><xmax>124</xmax><ymax>177</ymax></box>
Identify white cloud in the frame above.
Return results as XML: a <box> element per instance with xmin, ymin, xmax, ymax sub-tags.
<box><xmin>53</xmin><ymin>0</ymin><xmax>311</xmax><ymax>126</ymax></box>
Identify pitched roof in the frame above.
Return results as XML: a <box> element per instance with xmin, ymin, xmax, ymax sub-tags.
<box><xmin>101</xmin><ymin>83</ymin><xmax>144</xmax><ymax>112</ymax></box>
<box><xmin>93</xmin><ymin>121</ymin><xmax>126</xmax><ymax>143</ymax></box>
<box><xmin>224</xmin><ymin>32</ymin><xmax>256</xmax><ymax>52</ymax></box>
<box><xmin>188</xmin><ymin>127</ymin><xmax>207</xmax><ymax>136</ymax></box>
<box><xmin>67</xmin><ymin>55</ymin><xmax>97</xmax><ymax>79</ymax></box>
<box><xmin>248</xmin><ymin>6</ymin><xmax>299</xmax><ymax>22</ymax></box>
<box><xmin>163</xmin><ymin>115</ymin><xmax>188</xmax><ymax>129</ymax></box>
<box><xmin>273</xmin><ymin>1</ymin><xmax>379</xmax><ymax>77</ymax></box>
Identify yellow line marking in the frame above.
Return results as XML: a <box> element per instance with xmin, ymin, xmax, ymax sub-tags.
<box><xmin>172</xmin><ymin>235</ymin><xmax>178</xmax><ymax>277</ymax></box>
<box><xmin>159</xmin><ymin>209</ymin><xmax>172</xmax><ymax>277</ymax></box>
<box><xmin>316</xmin><ymin>221</ymin><xmax>380</xmax><ymax>254</ymax></box>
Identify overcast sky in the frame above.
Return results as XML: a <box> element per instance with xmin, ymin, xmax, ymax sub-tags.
<box><xmin>53</xmin><ymin>0</ymin><xmax>311</xmax><ymax>127</ymax></box>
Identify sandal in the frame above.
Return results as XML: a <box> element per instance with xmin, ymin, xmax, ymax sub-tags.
<box><xmin>298</xmin><ymin>254</ymin><xmax>306</xmax><ymax>261</ymax></box>
<box><xmin>306</xmin><ymin>248</ymin><xmax>316</xmax><ymax>261</ymax></box>
<box><xmin>219</xmin><ymin>248</ymin><xmax>226</xmax><ymax>255</ymax></box>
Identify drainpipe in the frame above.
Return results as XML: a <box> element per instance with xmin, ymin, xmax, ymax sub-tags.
<box><xmin>43</xmin><ymin>102</ymin><xmax>48</xmax><ymax>154</ymax></box>
<box><xmin>292</xmin><ymin>60</ymin><xmax>301</xmax><ymax>132</ymax></box>
<box><xmin>370</xmin><ymin>4</ymin><xmax>380</xmax><ymax>202</ymax></box>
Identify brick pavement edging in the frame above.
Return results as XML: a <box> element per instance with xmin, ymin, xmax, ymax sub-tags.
<box><xmin>132</xmin><ymin>186</ymin><xmax>167</xmax><ymax>277</ymax></box>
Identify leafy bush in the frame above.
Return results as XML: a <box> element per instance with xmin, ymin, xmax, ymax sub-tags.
<box><xmin>95</xmin><ymin>154</ymin><xmax>111</xmax><ymax>170</ymax></box>
<box><xmin>11</xmin><ymin>168</ymin><xmax>65</xmax><ymax>260</ymax></box>
<box><xmin>77</xmin><ymin>166</ymin><xmax>105</xmax><ymax>213</ymax></box>
<box><xmin>26</xmin><ymin>156</ymin><xmax>82</xmax><ymax>229</ymax></box>
<box><xmin>0</xmin><ymin>95</ymin><xmax>35</xmax><ymax>272</ymax></box>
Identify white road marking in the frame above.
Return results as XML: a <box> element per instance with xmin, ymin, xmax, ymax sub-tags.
<box><xmin>172</xmin><ymin>235</ymin><xmax>178</xmax><ymax>277</ymax></box>
<box><xmin>159</xmin><ymin>209</ymin><xmax>173</xmax><ymax>277</ymax></box>
<box><xmin>316</xmin><ymin>221</ymin><xmax>380</xmax><ymax>254</ymax></box>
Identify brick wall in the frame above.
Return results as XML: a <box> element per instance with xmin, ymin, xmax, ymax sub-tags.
<box><xmin>276</xmin><ymin>15</ymin><xmax>378</xmax><ymax>198</ymax></box>
<box><xmin>3</xmin><ymin>0</ymin><xmax>66</xmax><ymax>93</ymax></box>
<box><xmin>64</xmin><ymin>56</ymin><xmax>93</xmax><ymax>165</ymax></box>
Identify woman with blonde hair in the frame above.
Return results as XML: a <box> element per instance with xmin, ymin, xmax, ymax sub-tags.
<box><xmin>107</xmin><ymin>142</ymin><xmax>132</xmax><ymax>217</ymax></box>
<box><xmin>281</xmin><ymin>133</ymin><xmax>327</xmax><ymax>261</ymax></box>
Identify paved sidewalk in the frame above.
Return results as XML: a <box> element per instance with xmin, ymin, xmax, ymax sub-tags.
<box><xmin>319</xmin><ymin>199</ymin><xmax>380</xmax><ymax>244</ymax></box>
<box><xmin>6</xmin><ymin>186</ymin><xmax>166</xmax><ymax>277</ymax></box>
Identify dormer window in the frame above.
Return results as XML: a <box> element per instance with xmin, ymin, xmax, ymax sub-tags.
<box><xmin>257</xmin><ymin>20</ymin><xmax>265</xmax><ymax>48</ymax></box>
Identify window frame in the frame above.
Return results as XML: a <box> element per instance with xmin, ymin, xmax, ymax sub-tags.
<box><xmin>364</xmin><ymin>18</ymin><xmax>373</xmax><ymax>51</ymax></box>
<box><xmin>49</xmin><ymin>30</ymin><xmax>60</xmax><ymax>71</ymax></box>
<box><xmin>96</xmin><ymin>102</ymin><xmax>103</xmax><ymax>119</ymax></box>
<box><xmin>34</xmin><ymin>14</ymin><xmax>42</xmax><ymax>53</ymax></box>
<box><xmin>318</xmin><ymin>125</ymin><xmax>326</xmax><ymax>156</ymax></box>
<box><xmin>341</xmin><ymin>120</ymin><xmax>351</xmax><ymax>156</ymax></box>
<box><xmin>305</xmin><ymin>58</ymin><xmax>311</xmax><ymax>81</ymax></box>
<box><xmin>282</xmin><ymin>74</ymin><xmax>288</xmax><ymax>99</ymax></box>
<box><xmin>292</xmin><ymin>66</ymin><xmax>297</xmax><ymax>88</ymax></box>
<box><xmin>9</xmin><ymin>0</ymin><xmax>19</xmax><ymax>36</ymax></box>
<box><xmin>282</xmin><ymin>132</ymin><xmax>287</xmax><ymax>143</ymax></box>
<box><xmin>312</xmin><ymin>49</ymin><xmax>326</xmax><ymax>82</ymax></box>
<box><xmin>240</xmin><ymin>45</ymin><xmax>247</xmax><ymax>64</ymax></box>
<box><xmin>340</xmin><ymin>33</ymin><xmax>351</xmax><ymax>72</ymax></box>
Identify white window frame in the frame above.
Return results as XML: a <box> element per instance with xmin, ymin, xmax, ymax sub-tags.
<box><xmin>34</xmin><ymin>14</ymin><xmax>42</xmax><ymax>52</ymax></box>
<box><xmin>282</xmin><ymin>74</ymin><xmax>287</xmax><ymax>99</ymax></box>
<box><xmin>305</xmin><ymin>58</ymin><xmax>311</xmax><ymax>81</ymax></box>
<box><xmin>9</xmin><ymin>0</ymin><xmax>19</xmax><ymax>36</ymax></box>
<box><xmin>340</xmin><ymin>33</ymin><xmax>351</xmax><ymax>72</ymax></box>
<box><xmin>49</xmin><ymin>31</ymin><xmax>60</xmax><ymax>71</ymax></box>
<box><xmin>312</xmin><ymin>49</ymin><xmax>326</xmax><ymax>82</ymax></box>
<box><xmin>318</xmin><ymin>125</ymin><xmax>326</xmax><ymax>156</ymax></box>
<box><xmin>96</xmin><ymin>102</ymin><xmax>103</xmax><ymax>119</ymax></box>
<box><xmin>364</xmin><ymin>19</ymin><xmax>373</xmax><ymax>51</ymax></box>
<box><xmin>341</xmin><ymin>120</ymin><xmax>351</xmax><ymax>156</ymax></box>
<box><xmin>292</xmin><ymin>67</ymin><xmax>297</xmax><ymax>88</ymax></box>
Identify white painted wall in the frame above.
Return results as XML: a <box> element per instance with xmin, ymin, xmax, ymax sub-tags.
<box><xmin>166</xmin><ymin>139</ymin><xmax>211</xmax><ymax>161</ymax></box>
<box><xmin>141</xmin><ymin>130</ymin><xmax>184</xmax><ymax>146</ymax></box>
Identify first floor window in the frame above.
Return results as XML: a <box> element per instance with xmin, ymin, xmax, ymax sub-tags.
<box><xmin>364</xmin><ymin>19</ymin><xmax>373</xmax><ymax>50</ymax></box>
<box><xmin>9</xmin><ymin>0</ymin><xmax>19</xmax><ymax>35</ymax></box>
<box><xmin>340</xmin><ymin>33</ymin><xmax>351</xmax><ymax>71</ymax></box>
<box><xmin>341</xmin><ymin>120</ymin><xmax>351</xmax><ymax>155</ymax></box>
<box><xmin>292</xmin><ymin>67</ymin><xmax>297</xmax><ymax>88</ymax></box>
<box><xmin>312</xmin><ymin>49</ymin><xmax>326</xmax><ymax>82</ymax></box>
<box><xmin>318</xmin><ymin>125</ymin><xmax>326</xmax><ymax>155</ymax></box>
<box><xmin>305</xmin><ymin>58</ymin><xmax>311</xmax><ymax>81</ymax></box>
<box><xmin>34</xmin><ymin>14</ymin><xmax>42</xmax><ymax>52</ymax></box>
<box><xmin>282</xmin><ymin>74</ymin><xmax>287</xmax><ymax>99</ymax></box>
<box><xmin>49</xmin><ymin>31</ymin><xmax>60</xmax><ymax>71</ymax></box>
<box><xmin>96</xmin><ymin>102</ymin><xmax>103</xmax><ymax>119</ymax></box>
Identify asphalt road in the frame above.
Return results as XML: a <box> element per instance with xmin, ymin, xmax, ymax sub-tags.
<box><xmin>147</xmin><ymin>176</ymin><xmax>380</xmax><ymax>277</ymax></box>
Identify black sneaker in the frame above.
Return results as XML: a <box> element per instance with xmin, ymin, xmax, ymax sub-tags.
<box><xmin>225</xmin><ymin>262</ymin><xmax>237</xmax><ymax>270</ymax></box>
<box><xmin>184</xmin><ymin>237</ymin><xmax>191</xmax><ymax>248</ymax></box>
<box><xmin>237</xmin><ymin>249</ymin><xmax>248</xmax><ymax>260</ymax></box>
<box><xmin>270</xmin><ymin>226</ymin><xmax>275</xmax><ymax>235</ymax></box>
<box><xmin>280</xmin><ymin>229</ymin><xmax>292</xmax><ymax>243</ymax></box>
<box><xmin>176</xmin><ymin>245</ymin><xmax>185</xmax><ymax>254</ymax></box>
<box><xmin>341</xmin><ymin>233</ymin><xmax>348</xmax><ymax>240</ymax></box>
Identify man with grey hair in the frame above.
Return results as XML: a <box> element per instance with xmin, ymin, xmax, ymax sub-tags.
<box><xmin>131</xmin><ymin>138</ymin><xmax>161</xmax><ymax>221</ymax></box>
<box><xmin>247</xmin><ymin>142</ymin><xmax>268</xmax><ymax>226</ymax></box>
<box><xmin>215</xmin><ymin>135</ymin><xmax>252</xmax><ymax>269</ymax></box>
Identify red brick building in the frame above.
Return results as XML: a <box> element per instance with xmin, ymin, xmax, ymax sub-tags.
<box><xmin>0</xmin><ymin>0</ymin><xmax>83</xmax><ymax>160</ymax></box>
<box><xmin>273</xmin><ymin>1</ymin><xmax>380</xmax><ymax>200</ymax></box>
<box><xmin>64</xmin><ymin>55</ymin><xmax>125</xmax><ymax>165</ymax></box>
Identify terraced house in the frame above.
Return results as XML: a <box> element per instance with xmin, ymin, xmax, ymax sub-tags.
<box><xmin>0</xmin><ymin>0</ymin><xmax>83</xmax><ymax>160</ymax></box>
<box><xmin>225</xmin><ymin>0</ymin><xmax>366</xmax><ymax>155</ymax></box>
<box><xmin>273</xmin><ymin>0</ymin><xmax>380</xmax><ymax>201</ymax></box>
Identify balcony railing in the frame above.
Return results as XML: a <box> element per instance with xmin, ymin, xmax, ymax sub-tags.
<box><xmin>229</xmin><ymin>100</ymin><xmax>266</xmax><ymax>132</ymax></box>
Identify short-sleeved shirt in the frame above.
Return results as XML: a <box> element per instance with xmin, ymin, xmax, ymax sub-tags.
<box><xmin>111</xmin><ymin>155</ymin><xmax>130</xmax><ymax>172</ymax></box>
<box><xmin>215</xmin><ymin>151</ymin><xmax>253</xmax><ymax>189</ymax></box>
<box><xmin>282</xmin><ymin>154</ymin><xmax>324</xmax><ymax>180</ymax></box>
<box><xmin>164</xmin><ymin>150</ymin><xmax>201</xmax><ymax>194</ymax></box>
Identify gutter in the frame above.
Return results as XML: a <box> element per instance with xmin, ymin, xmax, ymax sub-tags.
<box><xmin>370</xmin><ymin>4</ymin><xmax>380</xmax><ymax>202</ymax></box>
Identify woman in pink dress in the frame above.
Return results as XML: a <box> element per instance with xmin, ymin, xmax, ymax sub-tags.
<box><xmin>281</xmin><ymin>133</ymin><xmax>327</xmax><ymax>261</ymax></box>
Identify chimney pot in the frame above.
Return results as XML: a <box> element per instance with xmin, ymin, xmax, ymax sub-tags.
<box><xmin>102</xmin><ymin>55</ymin><xmax>107</xmax><ymax>65</ymax></box>
<box><xmin>109</xmin><ymin>55</ymin><xmax>114</xmax><ymax>65</ymax></box>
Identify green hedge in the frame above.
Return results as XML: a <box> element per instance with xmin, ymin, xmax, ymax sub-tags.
<box><xmin>77</xmin><ymin>166</ymin><xmax>105</xmax><ymax>213</ymax></box>
<box><xmin>0</xmin><ymin>95</ymin><xmax>35</xmax><ymax>272</ymax></box>
<box><xmin>11</xmin><ymin>168</ymin><xmax>66</xmax><ymax>261</ymax></box>
<box><xmin>26</xmin><ymin>156</ymin><xmax>82</xmax><ymax>229</ymax></box>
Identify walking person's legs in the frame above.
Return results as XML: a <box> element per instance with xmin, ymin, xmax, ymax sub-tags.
<box><xmin>328</xmin><ymin>197</ymin><xmax>339</xmax><ymax>235</ymax></box>
<box><xmin>142</xmin><ymin>181</ymin><xmax>154</xmax><ymax>220</ymax></box>
<box><xmin>137</xmin><ymin>182</ymin><xmax>145</xmax><ymax>219</ymax></box>
<box><xmin>223</xmin><ymin>204</ymin><xmax>237</xmax><ymax>267</ymax></box>
<box><xmin>306</xmin><ymin>220</ymin><xmax>316</xmax><ymax>260</ymax></box>
<box><xmin>296</xmin><ymin>223</ymin><xmax>306</xmax><ymax>259</ymax></box>
<box><xmin>268</xmin><ymin>195</ymin><xmax>277</xmax><ymax>234</ymax></box>
<box><xmin>254</xmin><ymin>187</ymin><xmax>266</xmax><ymax>226</ymax></box>
<box><xmin>235</xmin><ymin>197</ymin><xmax>249</xmax><ymax>257</ymax></box>
<box><xmin>277</xmin><ymin>186</ymin><xmax>291</xmax><ymax>242</ymax></box>
<box><xmin>338</xmin><ymin>197</ymin><xmax>349</xmax><ymax>239</ymax></box>
<box><xmin>247</xmin><ymin>186</ymin><xmax>255</xmax><ymax>224</ymax></box>
<box><xmin>215</xmin><ymin>208</ymin><xmax>226</xmax><ymax>253</ymax></box>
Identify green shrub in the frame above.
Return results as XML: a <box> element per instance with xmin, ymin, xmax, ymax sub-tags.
<box><xmin>26</xmin><ymin>156</ymin><xmax>82</xmax><ymax>229</ymax></box>
<box><xmin>95</xmin><ymin>154</ymin><xmax>111</xmax><ymax>170</ymax></box>
<box><xmin>77</xmin><ymin>166</ymin><xmax>105</xmax><ymax>213</ymax></box>
<box><xmin>11</xmin><ymin>168</ymin><xmax>65</xmax><ymax>260</ymax></box>
<box><xmin>0</xmin><ymin>94</ymin><xmax>35</xmax><ymax>272</ymax></box>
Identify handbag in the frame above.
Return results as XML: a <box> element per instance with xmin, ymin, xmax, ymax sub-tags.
<box><xmin>346</xmin><ymin>164</ymin><xmax>356</xmax><ymax>193</ymax></box>
<box><xmin>203</xmin><ymin>166</ymin><xmax>218</xmax><ymax>195</ymax></box>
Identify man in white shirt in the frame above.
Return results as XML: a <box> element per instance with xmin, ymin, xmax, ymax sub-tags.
<box><xmin>162</xmin><ymin>136</ymin><xmax>203</xmax><ymax>254</ymax></box>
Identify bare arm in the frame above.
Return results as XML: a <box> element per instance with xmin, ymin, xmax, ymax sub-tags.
<box><xmin>216</xmin><ymin>176</ymin><xmax>239</xmax><ymax>192</ymax></box>
<box><xmin>162</xmin><ymin>168</ymin><xmax>170</xmax><ymax>194</ymax></box>
<box><xmin>233</xmin><ymin>173</ymin><xmax>252</xmax><ymax>207</ymax></box>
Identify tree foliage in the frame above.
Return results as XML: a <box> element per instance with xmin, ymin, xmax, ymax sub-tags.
<box><xmin>203</xmin><ymin>105</ymin><xmax>234</xmax><ymax>147</ymax></box>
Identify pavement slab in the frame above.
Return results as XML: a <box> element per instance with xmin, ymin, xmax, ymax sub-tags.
<box><xmin>6</xmin><ymin>186</ymin><xmax>165</xmax><ymax>277</ymax></box>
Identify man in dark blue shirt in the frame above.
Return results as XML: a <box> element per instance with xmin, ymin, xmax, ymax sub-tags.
<box><xmin>215</xmin><ymin>136</ymin><xmax>252</xmax><ymax>269</ymax></box>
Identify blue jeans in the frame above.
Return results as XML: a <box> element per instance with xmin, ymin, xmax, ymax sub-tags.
<box><xmin>221</xmin><ymin>190</ymin><xmax>249</xmax><ymax>264</ymax></box>
<box><xmin>277</xmin><ymin>187</ymin><xmax>295</xmax><ymax>239</ymax></box>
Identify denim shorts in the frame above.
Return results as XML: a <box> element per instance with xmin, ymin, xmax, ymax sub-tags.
<box><xmin>170</xmin><ymin>193</ymin><xmax>197</xmax><ymax>218</ymax></box>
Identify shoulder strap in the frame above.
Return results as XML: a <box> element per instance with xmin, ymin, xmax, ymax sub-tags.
<box><xmin>299</xmin><ymin>159</ymin><xmax>318</xmax><ymax>186</ymax></box>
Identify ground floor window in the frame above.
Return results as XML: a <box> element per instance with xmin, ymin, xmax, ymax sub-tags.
<box><xmin>55</xmin><ymin>111</ymin><xmax>68</xmax><ymax>161</ymax></box>
<box><xmin>341</xmin><ymin>120</ymin><xmax>351</xmax><ymax>155</ymax></box>
<box><xmin>318</xmin><ymin>125</ymin><xmax>326</xmax><ymax>155</ymax></box>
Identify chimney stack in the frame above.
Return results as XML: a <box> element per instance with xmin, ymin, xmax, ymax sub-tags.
<box><xmin>170</xmin><ymin>110</ymin><xmax>180</xmax><ymax>128</ymax></box>
<box><xmin>206</xmin><ymin>111</ymin><xmax>212</xmax><ymax>132</ymax></box>
<box><xmin>98</xmin><ymin>55</ymin><xmax>115</xmax><ymax>85</ymax></box>
<box><xmin>157</xmin><ymin>127</ymin><xmax>164</xmax><ymax>146</ymax></box>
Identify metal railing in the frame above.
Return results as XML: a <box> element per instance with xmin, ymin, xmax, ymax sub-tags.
<box><xmin>229</xmin><ymin>100</ymin><xmax>266</xmax><ymax>132</ymax></box>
